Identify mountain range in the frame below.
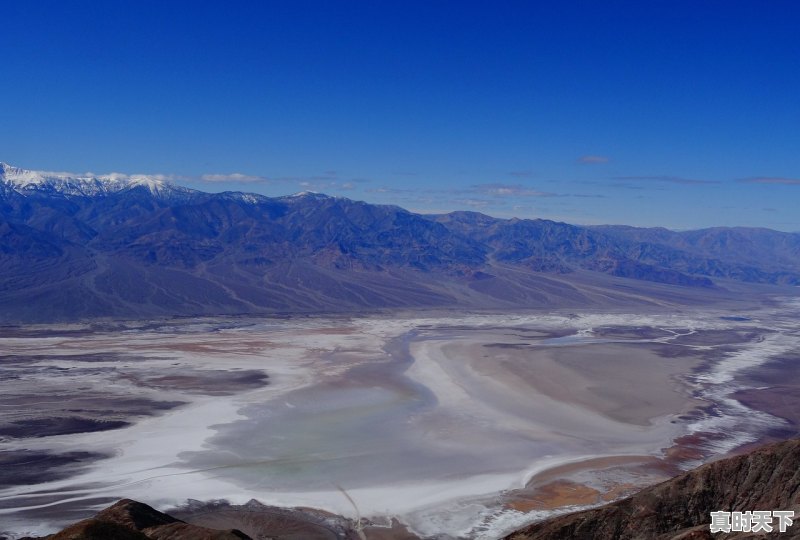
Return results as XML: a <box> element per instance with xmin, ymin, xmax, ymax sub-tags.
<box><xmin>1</xmin><ymin>162</ymin><xmax>799</xmax><ymax>323</ymax></box>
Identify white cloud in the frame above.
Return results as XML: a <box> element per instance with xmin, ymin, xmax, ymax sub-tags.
<box><xmin>471</xmin><ymin>183</ymin><xmax>555</xmax><ymax>197</ymax></box>
<box><xmin>741</xmin><ymin>177</ymin><xmax>800</xmax><ymax>185</ymax></box>
<box><xmin>200</xmin><ymin>173</ymin><xmax>270</xmax><ymax>183</ymax></box>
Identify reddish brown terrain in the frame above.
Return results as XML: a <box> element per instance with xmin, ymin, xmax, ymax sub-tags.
<box><xmin>15</xmin><ymin>499</ymin><xmax>251</xmax><ymax>540</ymax></box>
<box><xmin>505</xmin><ymin>438</ymin><xmax>800</xmax><ymax>540</ymax></box>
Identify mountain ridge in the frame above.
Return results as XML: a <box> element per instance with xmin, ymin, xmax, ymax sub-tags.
<box><xmin>2</xmin><ymin>163</ymin><xmax>799</xmax><ymax>323</ymax></box>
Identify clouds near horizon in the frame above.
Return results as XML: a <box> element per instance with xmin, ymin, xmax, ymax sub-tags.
<box><xmin>740</xmin><ymin>177</ymin><xmax>800</xmax><ymax>185</ymax></box>
<box><xmin>200</xmin><ymin>173</ymin><xmax>271</xmax><ymax>183</ymax></box>
<box><xmin>612</xmin><ymin>175</ymin><xmax>719</xmax><ymax>186</ymax></box>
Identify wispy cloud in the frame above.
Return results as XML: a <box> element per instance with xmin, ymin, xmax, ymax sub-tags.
<box><xmin>200</xmin><ymin>173</ymin><xmax>271</xmax><ymax>183</ymax></box>
<box><xmin>471</xmin><ymin>183</ymin><xmax>555</xmax><ymax>197</ymax></box>
<box><xmin>578</xmin><ymin>155</ymin><xmax>610</xmax><ymax>164</ymax></box>
<box><xmin>267</xmin><ymin>171</ymin><xmax>369</xmax><ymax>192</ymax></box>
<box><xmin>398</xmin><ymin>182</ymin><xmax>559</xmax><ymax>211</ymax></box>
<box><xmin>613</xmin><ymin>175</ymin><xmax>719</xmax><ymax>185</ymax></box>
<box><xmin>741</xmin><ymin>177</ymin><xmax>800</xmax><ymax>185</ymax></box>
<box><xmin>366</xmin><ymin>187</ymin><xmax>415</xmax><ymax>194</ymax></box>
<box><xmin>298</xmin><ymin>179</ymin><xmax>358</xmax><ymax>191</ymax></box>
<box><xmin>97</xmin><ymin>172</ymin><xmax>177</xmax><ymax>183</ymax></box>
<box><xmin>454</xmin><ymin>198</ymin><xmax>492</xmax><ymax>208</ymax></box>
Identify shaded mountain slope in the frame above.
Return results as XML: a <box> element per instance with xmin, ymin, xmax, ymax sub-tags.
<box><xmin>505</xmin><ymin>438</ymin><xmax>800</xmax><ymax>540</ymax></box>
<box><xmin>434</xmin><ymin>212</ymin><xmax>799</xmax><ymax>286</ymax></box>
<box><xmin>592</xmin><ymin>224</ymin><xmax>800</xmax><ymax>284</ymax></box>
<box><xmin>2</xmin><ymin>163</ymin><xmax>800</xmax><ymax>323</ymax></box>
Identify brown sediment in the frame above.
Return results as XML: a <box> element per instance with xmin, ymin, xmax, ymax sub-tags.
<box><xmin>664</xmin><ymin>433</ymin><xmax>708</xmax><ymax>460</ymax></box>
<box><xmin>524</xmin><ymin>455</ymin><xmax>658</xmax><ymax>488</ymax></box>
<box><xmin>503</xmin><ymin>437</ymin><xmax>800</xmax><ymax>540</ymax></box>
<box><xmin>600</xmin><ymin>482</ymin><xmax>639</xmax><ymax>502</ymax></box>
<box><xmin>658</xmin><ymin>431</ymin><xmax>730</xmax><ymax>475</ymax></box>
<box><xmin>362</xmin><ymin>518</ymin><xmax>422</xmax><ymax>540</ymax></box>
<box><xmin>468</xmin><ymin>340</ymin><xmax>704</xmax><ymax>427</ymax></box>
<box><xmin>507</xmin><ymin>480</ymin><xmax>602</xmax><ymax>511</ymax></box>
<box><xmin>504</xmin><ymin>455</ymin><xmax>665</xmax><ymax>514</ymax></box>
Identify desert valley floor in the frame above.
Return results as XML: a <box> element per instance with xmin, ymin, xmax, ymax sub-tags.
<box><xmin>2</xmin><ymin>298</ymin><xmax>800</xmax><ymax>539</ymax></box>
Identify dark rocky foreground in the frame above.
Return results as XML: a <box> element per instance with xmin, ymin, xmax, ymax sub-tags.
<box><xmin>8</xmin><ymin>498</ymin><xmax>383</xmax><ymax>540</ymax></box>
<box><xmin>12</xmin><ymin>438</ymin><xmax>800</xmax><ymax>540</ymax></box>
<box><xmin>11</xmin><ymin>499</ymin><xmax>252</xmax><ymax>540</ymax></box>
<box><xmin>505</xmin><ymin>438</ymin><xmax>800</xmax><ymax>540</ymax></box>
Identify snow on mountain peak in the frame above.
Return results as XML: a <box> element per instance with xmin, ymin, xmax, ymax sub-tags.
<box><xmin>0</xmin><ymin>162</ymin><xmax>188</xmax><ymax>198</ymax></box>
<box><xmin>284</xmin><ymin>191</ymin><xmax>335</xmax><ymax>200</ymax></box>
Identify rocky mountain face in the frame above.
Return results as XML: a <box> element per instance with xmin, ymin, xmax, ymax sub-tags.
<box><xmin>433</xmin><ymin>211</ymin><xmax>800</xmax><ymax>286</ymax></box>
<box><xmin>15</xmin><ymin>499</ymin><xmax>252</xmax><ymax>540</ymax></box>
<box><xmin>10</xmin><ymin>498</ymin><xmax>374</xmax><ymax>540</ymax></box>
<box><xmin>2</xmin><ymin>163</ymin><xmax>799</xmax><ymax>323</ymax></box>
<box><xmin>505</xmin><ymin>437</ymin><xmax>800</xmax><ymax>540</ymax></box>
<box><xmin>592</xmin><ymin>224</ymin><xmax>800</xmax><ymax>285</ymax></box>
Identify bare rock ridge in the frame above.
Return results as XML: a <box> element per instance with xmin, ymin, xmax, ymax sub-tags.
<box><xmin>504</xmin><ymin>437</ymin><xmax>800</xmax><ymax>540</ymax></box>
<box><xmin>2</xmin><ymin>162</ymin><xmax>800</xmax><ymax>323</ymax></box>
<box><xmin>15</xmin><ymin>499</ymin><xmax>251</xmax><ymax>540</ymax></box>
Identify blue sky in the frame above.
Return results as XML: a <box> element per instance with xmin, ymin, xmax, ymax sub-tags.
<box><xmin>2</xmin><ymin>1</ymin><xmax>799</xmax><ymax>230</ymax></box>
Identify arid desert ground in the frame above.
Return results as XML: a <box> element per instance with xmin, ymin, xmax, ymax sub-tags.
<box><xmin>2</xmin><ymin>297</ymin><xmax>800</xmax><ymax>539</ymax></box>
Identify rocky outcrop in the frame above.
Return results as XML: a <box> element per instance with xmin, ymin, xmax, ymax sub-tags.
<box><xmin>29</xmin><ymin>499</ymin><xmax>251</xmax><ymax>540</ymax></box>
<box><xmin>505</xmin><ymin>438</ymin><xmax>800</xmax><ymax>539</ymax></box>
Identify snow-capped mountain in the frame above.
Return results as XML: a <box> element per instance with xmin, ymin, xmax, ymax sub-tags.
<box><xmin>1</xmin><ymin>160</ymin><xmax>799</xmax><ymax>323</ymax></box>
<box><xmin>0</xmin><ymin>162</ymin><xmax>196</xmax><ymax>200</ymax></box>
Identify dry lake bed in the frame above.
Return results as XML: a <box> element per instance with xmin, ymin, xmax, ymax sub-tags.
<box><xmin>2</xmin><ymin>299</ymin><xmax>800</xmax><ymax>539</ymax></box>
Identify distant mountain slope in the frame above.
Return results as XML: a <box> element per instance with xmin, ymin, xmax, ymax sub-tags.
<box><xmin>505</xmin><ymin>437</ymin><xmax>800</xmax><ymax>540</ymax></box>
<box><xmin>1</xmin><ymin>162</ymin><xmax>799</xmax><ymax>322</ymax></box>
<box><xmin>432</xmin><ymin>212</ymin><xmax>800</xmax><ymax>286</ymax></box>
<box><xmin>592</xmin><ymin>224</ymin><xmax>800</xmax><ymax>284</ymax></box>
